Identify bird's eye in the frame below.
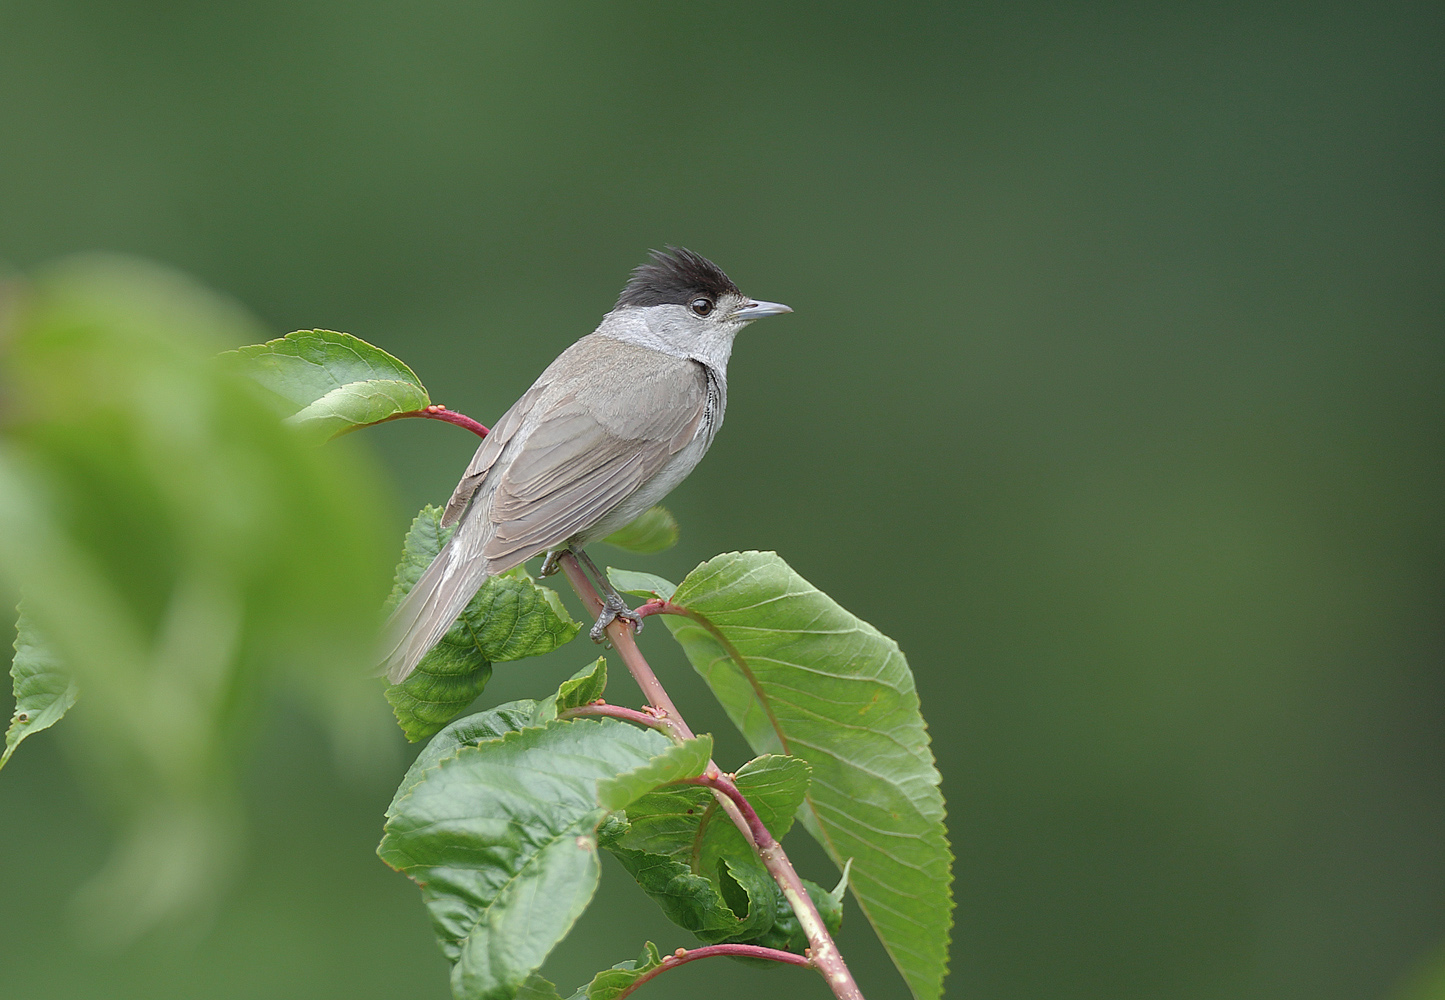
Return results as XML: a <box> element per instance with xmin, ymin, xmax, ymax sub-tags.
<box><xmin>690</xmin><ymin>297</ymin><xmax>714</xmax><ymax>317</ymax></box>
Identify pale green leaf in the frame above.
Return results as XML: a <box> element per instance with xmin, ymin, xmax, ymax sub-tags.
<box><xmin>2</xmin><ymin>607</ymin><xmax>79</xmax><ymax>771</ymax></box>
<box><xmin>379</xmin><ymin>718</ymin><xmax>677</xmax><ymax>999</ymax></box>
<box><xmin>657</xmin><ymin>551</ymin><xmax>953</xmax><ymax>1000</ymax></box>
<box><xmin>565</xmin><ymin>942</ymin><xmax>665</xmax><ymax>1000</ymax></box>
<box><xmin>223</xmin><ymin>328</ymin><xmax>430</xmax><ymax>438</ymax></box>
<box><xmin>385</xmin><ymin>506</ymin><xmax>580</xmax><ymax>741</ymax></box>
<box><xmin>601</xmin><ymin>506</ymin><xmax>679</xmax><ymax>554</ymax></box>
<box><xmin>606</xmin><ymin>568</ymin><xmax>677</xmax><ymax>601</ymax></box>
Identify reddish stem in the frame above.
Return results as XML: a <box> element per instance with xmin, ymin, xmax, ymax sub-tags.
<box><xmin>612</xmin><ymin>943</ymin><xmax>812</xmax><ymax>999</ymax></box>
<box><xmin>378</xmin><ymin>404</ymin><xmax>490</xmax><ymax>438</ymax></box>
<box><xmin>559</xmin><ymin>702</ymin><xmax>684</xmax><ymax>740</ymax></box>
<box><xmin>557</xmin><ymin>553</ymin><xmax>865</xmax><ymax>1000</ymax></box>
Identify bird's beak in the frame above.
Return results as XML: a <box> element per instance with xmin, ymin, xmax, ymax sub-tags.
<box><xmin>732</xmin><ymin>300</ymin><xmax>793</xmax><ymax>321</ymax></box>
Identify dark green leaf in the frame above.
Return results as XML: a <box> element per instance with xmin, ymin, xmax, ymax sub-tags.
<box><xmin>601</xmin><ymin>506</ymin><xmax>678</xmax><ymax>554</ymax></box>
<box><xmin>2</xmin><ymin>607</ymin><xmax>79</xmax><ymax>772</ymax></box>
<box><xmin>744</xmin><ymin>874</ymin><xmax>846</xmax><ymax>955</ymax></box>
<box><xmin>223</xmin><ymin>328</ymin><xmax>430</xmax><ymax>438</ymax></box>
<box><xmin>655</xmin><ymin>551</ymin><xmax>953</xmax><ymax>1000</ymax></box>
<box><xmin>385</xmin><ymin>506</ymin><xmax>580</xmax><ymax>741</ymax></box>
<box><xmin>604</xmin><ymin>754</ymin><xmax>810</xmax><ymax>947</ymax></box>
<box><xmin>379</xmin><ymin>718</ymin><xmax>703</xmax><ymax>1000</ymax></box>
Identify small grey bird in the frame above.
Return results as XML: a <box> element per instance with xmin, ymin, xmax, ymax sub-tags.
<box><xmin>383</xmin><ymin>247</ymin><xmax>791</xmax><ymax>683</ymax></box>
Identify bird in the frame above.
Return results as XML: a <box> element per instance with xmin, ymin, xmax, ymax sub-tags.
<box><xmin>382</xmin><ymin>247</ymin><xmax>792</xmax><ymax>684</ymax></box>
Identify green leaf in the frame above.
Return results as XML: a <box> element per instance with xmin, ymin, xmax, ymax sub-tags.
<box><xmin>385</xmin><ymin>506</ymin><xmax>581</xmax><ymax>741</ymax></box>
<box><xmin>656</xmin><ymin>551</ymin><xmax>953</xmax><ymax>1000</ymax></box>
<box><xmin>597</xmin><ymin>735</ymin><xmax>711</xmax><ymax>812</ymax></box>
<box><xmin>536</xmin><ymin>657</ymin><xmax>608</xmax><ymax>721</ymax></box>
<box><xmin>606</xmin><ymin>568</ymin><xmax>677</xmax><ymax>602</ymax></box>
<box><xmin>744</xmin><ymin>875</ymin><xmax>846</xmax><ymax>955</ymax></box>
<box><xmin>601</xmin><ymin>506</ymin><xmax>679</xmax><ymax>554</ymax></box>
<box><xmin>391</xmin><ymin>659</ymin><xmax>612</xmax><ymax>809</ymax></box>
<box><xmin>513</xmin><ymin>943</ymin><xmax>666</xmax><ymax>1000</ymax></box>
<box><xmin>603</xmin><ymin>754</ymin><xmax>811</xmax><ymax>948</ymax></box>
<box><xmin>379</xmin><ymin>718</ymin><xmax>682</xmax><ymax>1000</ymax></box>
<box><xmin>2</xmin><ymin>607</ymin><xmax>79</xmax><ymax>772</ymax></box>
<box><xmin>567</xmin><ymin>941</ymin><xmax>666</xmax><ymax>999</ymax></box>
<box><xmin>0</xmin><ymin>256</ymin><xmax>395</xmax><ymax>937</ymax></box>
<box><xmin>222</xmin><ymin>328</ymin><xmax>431</xmax><ymax>439</ymax></box>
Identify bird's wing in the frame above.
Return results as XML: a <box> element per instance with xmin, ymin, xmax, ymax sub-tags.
<box><xmin>440</xmin><ymin>381</ymin><xmax>548</xmax><ymax>527</ymax></box>
<box><xmin>481</xmin><ymin>344</ymin><xmax>709</xmax><ymax>565</ymax></box>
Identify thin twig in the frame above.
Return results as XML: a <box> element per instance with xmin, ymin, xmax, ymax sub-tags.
<box><xmin>375</xmin><ymin>404</ymin><xmax>490</xmax><ymax>438</ymax></box>
<box><xmin>559</xmin><ymin>702</ymin><xmax>685</xmax><ymax>740</ymax></box>
<box><xmin>611</xmin><ymin>943</ymin><xmax>812</xmax><ymax>999</ymax></box>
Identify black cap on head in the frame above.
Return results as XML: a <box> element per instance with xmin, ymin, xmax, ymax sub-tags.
<box><xmin>616</xmin><ymin>247</ymin><xmax>741</xmax><ymax>309</ymax></box>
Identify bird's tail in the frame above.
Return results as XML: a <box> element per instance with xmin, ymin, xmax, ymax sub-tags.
<box><xmin>380</xmin><ymin>531</ymin><xmax>494</xmax><ymax>684</ymax></box>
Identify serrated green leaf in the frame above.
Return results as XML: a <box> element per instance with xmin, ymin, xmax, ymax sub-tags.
<box><xmin>389</xmin><ymin>700</ymin><xmax>542</xmax><ymax>811</ymax></box>
<box><xmin>606</xmin><ymin>568</ymin><xmax>677</xmax><ymax>601</ymax></box>
<box><xmin>380</xmin><ymin>718</ymin><xmax>678</xmax><ymax>1000</ymax></box>
<box><xmin>222</xmin><ymin>328</ymin><xmax>430</xmax><ymax>438</ymax></box>
<box><xmin>2</xmin><ymin>607</ymin><xmax>79</xmax><ymax>772</ymax></box>
<box><xmin>392</xmin><ymin>660</ymin><xmax>612</xmax><ymax>809</ymax></box>
<box><xmin>385</xmin><ymin>506</ymin><xmax>581</xmax><ymax>741</ymax></box>
<box><xmin>597</xmin><ymin>736</ymin><xmax>711</xmax><ymax>812</ymax></box>
<box><xmin>601</xmin><ymin>506</ymin><xmax>679</xmax><ymax>554</ymax></box>
<box><xmin>657</xmin><ymin>551</ymin><xmax>953</xmax><ymax>1000</ymax></box>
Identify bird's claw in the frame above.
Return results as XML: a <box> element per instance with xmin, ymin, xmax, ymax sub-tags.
<box><xmin>538</xmin><ymin>550</ymin><xmax>563</xmax><ymax>578</ymax></box>
<box><xmin>590</xmin><ymin>593</ymin><xmax>644</xmax><ymax>643</ymax></box>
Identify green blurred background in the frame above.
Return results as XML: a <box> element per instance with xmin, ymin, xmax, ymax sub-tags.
<box><xmin>2</xmin><ymin>1</ymin><xmax>1442</xmax><ymax>998</ymax></box>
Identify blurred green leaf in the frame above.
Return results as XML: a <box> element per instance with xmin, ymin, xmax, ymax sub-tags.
<box><xmin>384</xmin><ymin>505</ymin><xmax>580</xmax><ymax>741</ymax></box>
<box><xmin>379</xmin><ymin>718</ymin><xmax>701</xmax><ymax>1000</ymax></box>
<box><xmin>655</xmin><ymin>551</ymin><xmax>953</xmax><ymax>1000</ymax></box>
<box><xmin>223</xmin><ymin>328</ymin><xmax>430</xmax><ymax>440</ymax></box>
<box><xmin>0</xmin><ymin>255</ymin><xmax>395</xmax><ymax>939</ymax></box>
<box><xmin>1</xmin><ymin>607</ymin><xmax>78</xmax><ymax>772</ymax></box>
<box><xmin>601</xmin><ymin>506</ymin><xmax>678</xmax><ymax>554</ymax></box>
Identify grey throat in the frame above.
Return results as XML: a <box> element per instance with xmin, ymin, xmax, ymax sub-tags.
<box><xmin>382</xmin><ymin>247</ymin><xmax>792</xmax><ymax>683</ymax></box>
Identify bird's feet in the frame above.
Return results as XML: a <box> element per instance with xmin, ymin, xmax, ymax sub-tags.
<box><xmin>538</xmin><ymin>550</ymin><xmax>563</xmax><ymax>578</ymax></box>
<box><xmin>590</xmin><ymin>591</ymin><xmax>644</xmax><ymax>643</ymax></box>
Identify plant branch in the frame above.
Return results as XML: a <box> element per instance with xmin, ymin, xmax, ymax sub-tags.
<box><xmin>559</xmin><ymin>553</ymin><xmax>865</xmax><ymax>1000</ymax></box>
<box><xmin>376</xmin><ymin>404</ymin><xmax>490</xmax><ymax>438</ymax></box>
<box><xmin>612</xmin><ymin>943</ymin><xmax>812</xmax><ymax>1000</ymax></box>
<box><xmin>559</xmin><ymin>702</ymin><xmax>684</xmax><ymax>740</ymax></box>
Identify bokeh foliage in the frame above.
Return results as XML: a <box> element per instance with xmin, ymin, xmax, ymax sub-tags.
<box><xmin>0</xmin><ymin>256</ymin><xmax>396</xmax><ymax>939</ymax></box>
